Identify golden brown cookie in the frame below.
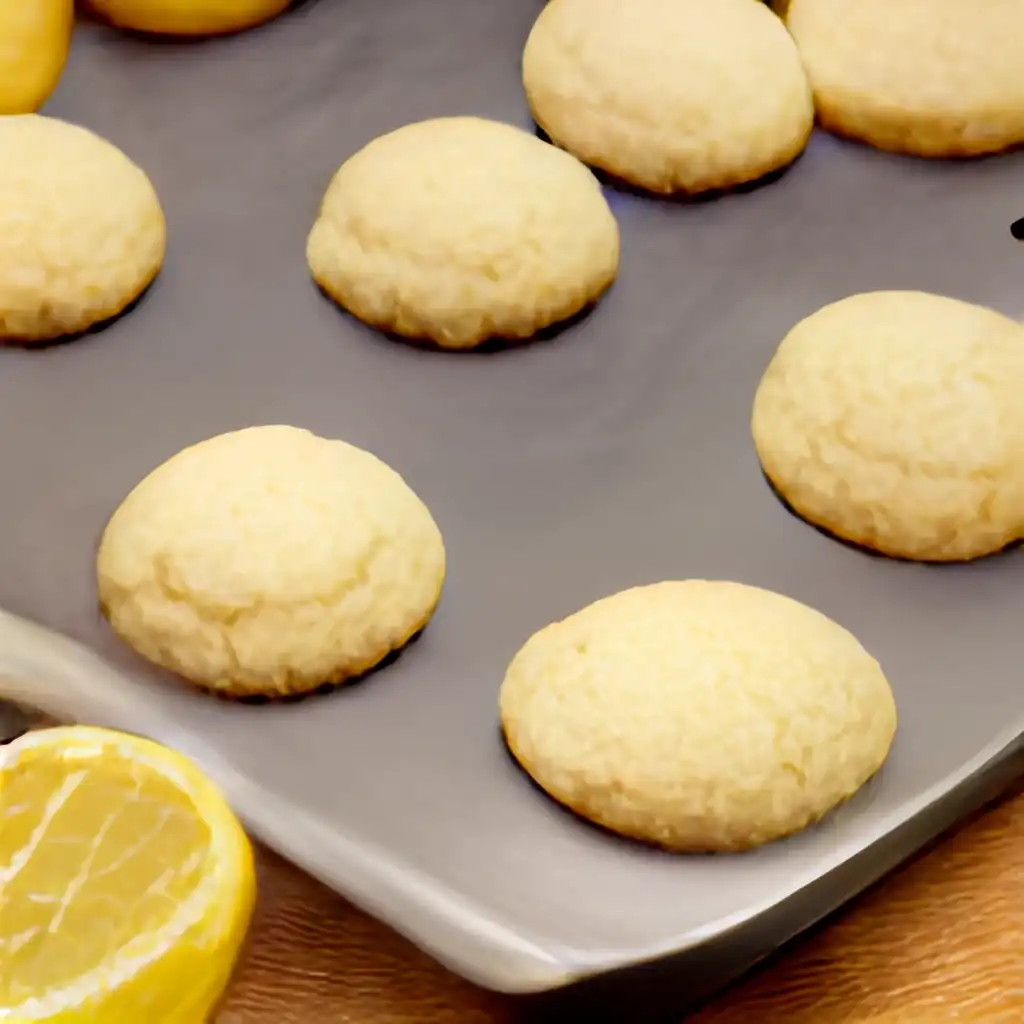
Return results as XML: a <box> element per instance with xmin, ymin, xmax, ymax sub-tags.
<box><xmin>752</xmin><ymin>291</ymin><xmax>1024</xmax><ymax>561</ymax></box>
<box><xmin>522</xmin><ymin>0</ymin><xmax>814</xmax><ymax>195</ymax></box>
<box><xmin>307</xmin><ymin>116</ymin><xmax>619</xmax><ymax>349</ymax></box>
<box><xmin>97</xmin><ymin>426</ymin><xmax>446</xmax><ymax>699</ymax></box>
<box><xmin>0</xmin><ymin>115</ymin><xmax>165</xmax><ymax>343</ymax></box>
<box><xmin>784</xmin><ymin>0</ymin><xmax>1024</xmax><ymax>157</ymax></box>
<box><xmin>500</xmin><ymin>580</ymin><xmax>897</xmax><ymax>852</ymax></box>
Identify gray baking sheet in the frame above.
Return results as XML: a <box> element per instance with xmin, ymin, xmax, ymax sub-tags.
<box><xmin>2</xmin><ymin>0</ymin><xmax>1023</xmax><ymax>1003</ymax></box>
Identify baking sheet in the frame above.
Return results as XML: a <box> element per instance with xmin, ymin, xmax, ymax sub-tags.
<box><xmin>3</xmin><ymin>0</ymin><xmax>1024</xmax><ymax>999</ymax></box>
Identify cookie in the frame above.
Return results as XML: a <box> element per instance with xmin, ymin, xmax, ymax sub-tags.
<box><xmin>783</xmin><ymin>0</ymin><xmax>1024</xmax><ymax>158</ymax></box>
<box><xmin>87</xmin><ymin>0</ymin><xmax>290</xmax><ymax>36</ymax></box>
<box><xmin>752</xmin><ymin>291</ymin><xmax>1024</xmax><ymax>561</ymax></box>
<box><xmin>96</xmin><ymin>425</ymin><xmax>446</xmax><ymax>699</ymax></box>
<box><xmin>521</xmin><ymin>0</ymin><xmax>814</xmax><ymax>196</ymax></box>
<box><xmin>500</xmin><ymin>580</ymin><xmax>896</xmax><ymax>852</ymax></box>
<box><xmin>0</xmin><ymin>115</ymin><xmax>165</xmax><ymax>344</ymax></box>
<box><xmin>307</xmin><ymin>116</ymin><xmax>620</xmax><ymax>349</ymax></box>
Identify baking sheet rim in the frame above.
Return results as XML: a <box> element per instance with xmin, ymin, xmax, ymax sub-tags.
<box><xmin>0</xmin><ymin>606</ymin><xmax>1021</xmax><ymax>993</ymax></box>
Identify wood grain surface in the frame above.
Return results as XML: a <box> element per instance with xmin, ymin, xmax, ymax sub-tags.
<box><xmin>220</xmin><ymin>785</ymin><xmax>1024</xmax><ymax>1023</ymax></box>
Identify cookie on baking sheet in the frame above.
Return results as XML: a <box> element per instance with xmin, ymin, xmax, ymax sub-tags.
<box><xmin>0</xmin><ymin>115</ymin><xmax>165</xmax><ymax>344</ymax></box>
<box><xmin>783</xmin><ymin>0</ymin><xmax>1024</xmax><ymax>158</ymax></box>
<box><xmin>521</xmin><ymin>0</ymin><xmax>814</xmax><ymax>196</ymax></box>
<box><xmin>752</xmin><ymin>291</ymin><xmax>1024</xmax><ymax>562</ymax></box>
<box><xmin>87</xmin><ymin>0</ymin><xmax>290</xmax><ymax>36</ymax></box>
<box><xmin>499</xmin><ymin>580</ymin><xmax>897</xmax><ymax>852</ymax></box>
<box><xmin>307</xmin><ymin>116</ymin><xmax>619</xmax><ymax>350</ymax></box>
<box><xmin>96</xmin><ymin>425</ymin><xmax>446</xmax><ymax>699</ymax></box>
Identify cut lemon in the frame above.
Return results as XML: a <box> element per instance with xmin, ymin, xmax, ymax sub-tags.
<box><xmin>0</xmin><ymin>726</ymin><xmax>255</xmax><ymax>1022</ymax></box>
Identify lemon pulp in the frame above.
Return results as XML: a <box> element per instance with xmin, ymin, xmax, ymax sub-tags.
<box><xmin>0</xmin><ymin>727</ymin><xmax>255</xmax><ymax>1023</ymax></box>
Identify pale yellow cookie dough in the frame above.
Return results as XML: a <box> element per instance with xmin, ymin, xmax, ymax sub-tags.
<box><xmin>500</xmin><ymin>580</ymin><xmax>897</xmax><ymax>852</ymax></box>
<box><xmin>97</xmin><ymin>426</ymin><xmax>446</xmax><ymax>699</ymax></box>
<box><xmin>0</xmin><ymin>115</ymin><xmax>165</xmax><ymax>344</ymax></box>
<box><xmin>752</xmin><ymin>291</ymin><xmax>1024</xmax><ymax>561</ymax></box>
<box><xmin>306</xmin><ymin>116</ymin><xmax>620</xmax><ymax>350</ymax></box>
<box><xmin>784</xmin><ymin>0</ymin><xmax>1024</xmax><ymax>158</ymax></box>
<box><xmin>88</xmin><ymin>0</ymin><xmax>290</xmax><ymax>36</ymax></box>
<box><xmin>521</xmin><ymin>0</ymin><xmax>814</xmax><ymax>196</ymax></box>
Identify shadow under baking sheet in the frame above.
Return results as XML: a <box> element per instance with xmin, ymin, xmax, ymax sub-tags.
<box><xmin>503</xmin><ymin>738</ymin><xmax>1024</xmax><ymax>1023</ymax></box>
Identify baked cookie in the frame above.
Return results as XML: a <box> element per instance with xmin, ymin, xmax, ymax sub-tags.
<box><xmin>87</xmin><ymin>0</ymin><xmax>290</xmax><ymax>36</ymax></box>
<box><xmin>521</xmin><ymin>0</ymin><xmax>814</xmax><ymax>196</ymax></box>
<box><xmin>97</xmin><ymin>425</ymin><xmax>446</xmax><ymax>699</ymax></box>
<box><xmin>783</xmin><ymin>0</ymin><xmax>1024</xmax><ymax>158</ymax></box>
<box><xmin>307</xmin><ymin>116</ymin><xmax>619</xmax><ymax>350</ymax></box>
<box><xmin>0</xmin><ymin>115</ymin><xmax>165</xmax><ymax>344</ymax></box>
<box><xmin>752</xmin><ymin>291</ymin><xmax>1024</xmax><ymax>561</ymax></box>
<box><xmin>500</xmin><ymin>580</ymin><xmax>896</xmax><ymax>852</ymax></box>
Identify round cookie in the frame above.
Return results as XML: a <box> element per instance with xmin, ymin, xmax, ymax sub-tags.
<box><xmin>306</xmin><ymin>116</ymin><xmax>620</xmax><ymax>350</ymax></box>
<box><xmin>96</xmin><ymin>425</ymin><xmax>446</xmax><ymax>699</ymax></box>
<box><xmin>0</xmin><ymin>115</ymin><xmax>165</xmax><ymax>344</ymax></box>
<box><xmin>87</xmin><ymin>0</ymin><xmax>290</xmax><ymax>36</ymax></box>
<box><xmin>500</xmin><ymin>580</ymin><xmax>897</xmax><ymax>852</ymax></box>
<box><xmin>521</xmin><ymin>0</ymin><xmax>814</xmax><ymax>196</ymax></box>
<box><xmin>783</xmin><ymin>0</ymin><xmax>1024</xmax><ymax>158</ymax></box>
<box><xmin>752</xmin><ymin>291</ymin><xmax>1024</xmax><ymax>562</ymax></box>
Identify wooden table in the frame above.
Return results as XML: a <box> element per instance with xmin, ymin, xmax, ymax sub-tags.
<box><xmin>220</xmin><ymin>785</ymin><xmax>1024</xmax><ymax>1023</ymax></box>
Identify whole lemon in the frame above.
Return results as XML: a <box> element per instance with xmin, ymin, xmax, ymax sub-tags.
<box><xmin>0</xmin><ymin>0</ymin><xmax>73</xmax><ymax>114</ymax></box>
<box><xmin>88</xmin><ymin>0</ymin><xmax>291</xmax><ymax>36</ymax></box>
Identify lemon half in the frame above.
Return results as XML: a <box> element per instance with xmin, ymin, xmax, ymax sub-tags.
<box><xmin>0</xmin><ymin>726</ymin><xmax>255</xmax><ymax>1023</ymax></box>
